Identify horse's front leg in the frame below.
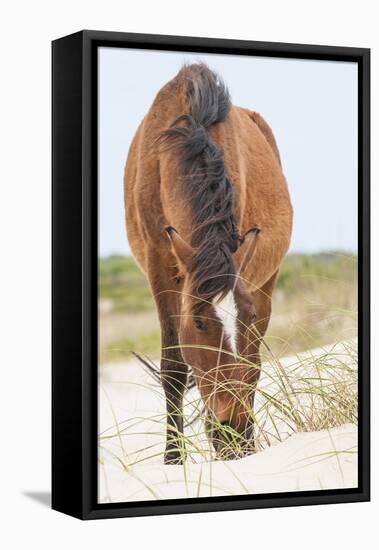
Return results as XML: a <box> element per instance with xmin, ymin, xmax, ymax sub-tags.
<box><xmin>160</xmin><ymin>320</ymin><xmax>188</xmax><ymax>465</ymax></box>
<box><xmin>148</xmin><ymin>253</ymin><xmax>188</xmax><ymax>463</ymax></box>
<box><xmin>243</xmin><ymin>270</ymin><xmax>278</xmax><ymax>447</ymax></box>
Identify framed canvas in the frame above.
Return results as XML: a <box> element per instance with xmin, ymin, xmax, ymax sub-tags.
<box><xmin>52</xmin><ymin>30</ymin><xmax>370</xmax><ymax>520</ymax></box>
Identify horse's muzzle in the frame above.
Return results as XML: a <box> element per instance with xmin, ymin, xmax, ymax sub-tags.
<box><xmin>205</xmin><ymin>417</ymin><xmax>255</xmax><ymax>460</ymax></box>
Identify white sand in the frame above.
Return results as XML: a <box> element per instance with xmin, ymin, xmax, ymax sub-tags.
<box><xmin>98</xmin><ymin>342</ymin><xmax>357</xmax><ymax>503</ymax></box>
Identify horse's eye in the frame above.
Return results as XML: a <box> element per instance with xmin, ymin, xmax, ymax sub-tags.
<box><xmin>193</xmin><ymin>317</ymin><xmax>206</xmax><ymax>331</ymax></box>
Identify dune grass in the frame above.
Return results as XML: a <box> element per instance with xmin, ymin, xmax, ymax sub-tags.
<box><xmin>99</xmin><ymin>336</ymin><xmax>357</xmax><ymax>467</ymax></box>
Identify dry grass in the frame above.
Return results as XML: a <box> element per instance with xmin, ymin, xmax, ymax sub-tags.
<box><xmin>99</xmin><ymin>339</ymin><xmax>357</xmax><ymax>467</ymax></box>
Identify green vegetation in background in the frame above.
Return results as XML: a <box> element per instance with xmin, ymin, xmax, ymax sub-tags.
<box><xmin>277</xmin><ymin>252</ymin><xmax>357</xmax><ymax>292</ymax></box>
<box><xmin>99</xmin><ymin>252</ymin><xmax>357</xmax><ymax>314</ymax></box>
<box><xmin>99</xmin><ymin>255</ymin><xmax>154</xmax><ymax>312</ymax></box>
<box><xmin>99</xmin><ymin>252</ymin><xmax>357</xmax><ymax>362</ymax></box>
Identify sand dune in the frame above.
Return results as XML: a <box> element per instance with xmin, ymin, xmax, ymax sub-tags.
<box><xmin>98</xmin><ymin>341</ymin><xmax>357</xmax><ymax>503</ymax></box>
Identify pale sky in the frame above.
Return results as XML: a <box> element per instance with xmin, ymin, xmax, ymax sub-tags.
<box><xmin>98</xmin><ymin>47</ymin><xmax>358</xmax><ymax>258</ymax></box>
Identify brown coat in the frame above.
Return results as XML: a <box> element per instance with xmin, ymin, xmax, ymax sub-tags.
<box><xmin>124</xmin><ymin>64</ymin><xmax>292</xmax><ymax>463</ymax></box>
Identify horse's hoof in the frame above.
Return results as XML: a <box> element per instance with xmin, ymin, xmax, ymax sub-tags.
<box><xmin>164</xmin><ymin>451</ymin><xmax>186</xmax><ymax>465</ymax></box>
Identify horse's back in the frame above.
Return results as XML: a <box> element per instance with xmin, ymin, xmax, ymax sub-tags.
<box><xmin>124</xmin><ymin>71</ymin><xmax>292</xmax><ymax>288</ymax></box>
<box><xmin>241</xmin><ymin>108</ymin><xmax>282</xmax><ymax>166</ymax></box>
<box><xmin>124</xmin><ymin>75</ymin><xmax>184</xmax><ymax>273</ymax></box>
<box><xmin>208</xmin><ymin>105</ymin><xmax>293</xmax><ymax>288</ymax></box>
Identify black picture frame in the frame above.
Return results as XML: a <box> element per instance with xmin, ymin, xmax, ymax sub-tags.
<box><xmin>52</xmin><ymin>30</ymin><xmax>370</xmax><ymax>520</ymax></box>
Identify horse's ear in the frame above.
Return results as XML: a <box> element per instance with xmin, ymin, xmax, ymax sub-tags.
<box><xmin>234</xmin><ymin>227</ymin><xmax>260</xmax><ymax>272</ymax></box>
<box><xmin>165</xmin><ymin>226</ymin><xmax>194</xmax><ymax>270</ymax></box>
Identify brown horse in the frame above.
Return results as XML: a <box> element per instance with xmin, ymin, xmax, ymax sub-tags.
<box><xmin>124</xmin><ymin>64</ymin><xmax>292</xmax><ymax>463</ymax></box>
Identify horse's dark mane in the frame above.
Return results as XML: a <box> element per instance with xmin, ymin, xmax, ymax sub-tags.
<box><xmin>159</xmin><ymin>63</ymin><xmax>239</xmax><ymax>309</ymax></box>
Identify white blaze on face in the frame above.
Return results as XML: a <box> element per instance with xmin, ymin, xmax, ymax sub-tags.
<box><xmin>213</xmin><ymin>291</ymin><xmax>238</xmax><ymax>355</ymax></box>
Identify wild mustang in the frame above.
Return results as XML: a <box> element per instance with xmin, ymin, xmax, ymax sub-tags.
<box><xmin>124</xmin><ymin>64</ymin><xmax>292</xmax><ymax>464</ymax></box>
